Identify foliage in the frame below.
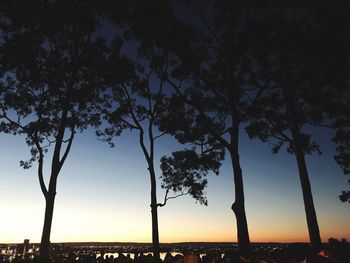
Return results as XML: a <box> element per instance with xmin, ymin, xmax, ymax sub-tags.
<box><xmin>244</xmin><ymin>1</ymin><xmax>340</xmax><ymax>156</ymax></box>
<box><xmin>99</xmin><ymin>0</ymin><xmax>222</xmax><ymax>207</ymax></box>
<box><xmin>153</xmin><ymin>0</ymin><xmax>259</xmax><ymax>253</ymax></box>
<box><xmin>0</xmin><ymin>0</ymin><xmax>114</xmax><ymax>173</ymax></box>
<box><xmin>160</xmin><ymin>149</ymin><xmax>222</xmax><ymax>206</ymax></box>
<box><xmin>331</xmin><ymin>93</ymin><xmax>350</xmax><ymax>203</ymax></box>
<box><xmin>0</xmin><ymin>1</ymin><xmax>127</xmax><ymax>260</ymax></box>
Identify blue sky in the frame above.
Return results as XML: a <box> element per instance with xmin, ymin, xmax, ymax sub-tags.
<box><xmin>0</xmin><ymin>121</ymin><xmax>349</xmax><ymax>243</ymax></box>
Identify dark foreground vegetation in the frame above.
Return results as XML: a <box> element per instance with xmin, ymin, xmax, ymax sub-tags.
<box><xmin>1</xmin><ymin>239</ymin><xmax>350</xmax><ymax>263</ymax></box>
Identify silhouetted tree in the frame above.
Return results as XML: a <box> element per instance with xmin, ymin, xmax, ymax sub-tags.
<box><xmin>332</xmin><ymin>93</ymin><xmax>350</xmax><ymax>203</ymax></box>
<box><xmin>99</xmin><ymin>1</ymin><xmax>223</xmax><ymax>258</ymax></box>
<box><xmin>244</xmin><ymin>1</ymin><xmax>347</xmax><ymax>254</ymax></box>
<box><xmin>0</xmin><ymin>1</ymin><xmax>115</xmax><ymax>261</ymax></box>
<box><xmin>98</xmin><ymin>63</ymin><xmax>219</xmax><ymax>258</ymax></box>
<box><xmin>154</xmin><ymin>1</ymin><xmax>266</xmax><ymax>255</ymax></box>
<box><xmin>326</xmin><ymin>2</ymin><xmax>350</xmax><ymax>203</ymax></box>
<box><xmin>162</xmin><ymin>73</ymin><xmax>254</xmax><ymax>256</ymax></box>
<box><xmin>100</xmin><ymin>77</ymin><xmax>167</xmax><ymax>259</ymax></box>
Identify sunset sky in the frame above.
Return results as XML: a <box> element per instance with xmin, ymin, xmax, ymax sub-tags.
<box><xmin>0</xmin><ymin>122</ymin><xmax>349</xmax><ymax>244</ymax></box>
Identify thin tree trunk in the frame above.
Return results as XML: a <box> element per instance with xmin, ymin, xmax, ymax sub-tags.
<box><xmin>292</xmin><ymin>129</ymin><xmax>322</xmax><ymax>254</ymax></box>
<box><xmin>229</xmin><ymin>123</ymin><xmax>251</xmax><ymax>256</ymax></box>
<box><xmin>136</xmin><ymin>119</ymin><xmax>161</xmax><ymax>259</ymax></box>
<box><xmin>149</xmin><ymin>165</ymin><xmax>160</xmax><ymax>259</ymax></box>
<box><xmin>230</xmin><ymin>152</ymin><xmax>251</xmax><ymax>255</ymax></box>
<box><xmin>283</xmin><ymin>85</ymin><xmax>322</xmax><ymax>254</ymax></box>
<box><xmin>36</xmin><ymin>108</ymin><xmax>71</xmax><ymax>263</ymax></box>
<box><xmin>39</xmin><ymin>191</ymin><xmax>56</xmax><ymax>263</ymax></box>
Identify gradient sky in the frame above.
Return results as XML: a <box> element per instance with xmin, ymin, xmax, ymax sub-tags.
<box><xmin>0</xmin><ymin>120</ymin><xmax>349</xmax><ymax>244</ymax></box>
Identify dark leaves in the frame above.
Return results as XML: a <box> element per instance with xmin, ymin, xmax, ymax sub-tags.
<box><xmin>0</xmin><ymin>0</ymin><xmax>121</xmax><ymax>170</ymax></box>
<box><xmin>160</xmin><ymin>149</ymin><xmax>222</xmax><ymax>206</ymax></box>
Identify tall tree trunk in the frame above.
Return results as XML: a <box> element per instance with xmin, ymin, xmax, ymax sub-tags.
<box><xmin>292</xmin><ymin>128</ymin><xmax>322</xmax><ymax>254</ymax></box>
<box><xmin>229</xmin><ymin>123</ymin><xmax>251</xmax><ymax>255</ymax></box>
<box><xmin>149</xmin><ymin>166</ymin><xmax>160</xmax><ymax>259</ymax></box>
<box><xmin>37</xmin><ymin>110</ymin><xmax>71</xmax><ymax>263</ymax></box>
<box><xmin>39</xmin><ymin>191</ymin><xmax>56</xmax><ymax>263</ymax></box>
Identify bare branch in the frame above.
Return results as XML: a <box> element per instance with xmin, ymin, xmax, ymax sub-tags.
<box><xmin>45</xmin><ymin>136</ymin><xmax>56</xmax><ymax>144</ymax></box>
<box><xmin>41</xmin><ymin>140</ymin><xmax>55</xmax><ymax>149</ymax></box>
<box><xmin>157</xmin><ymin>189</ymin><xmax>190</xmax><ymax>207</ymax></box>
<box><xmin>153</xmin><ymin>131</ymin><xmax>166</xmax><ymax>141</ymax></box>
<box><xmin>120</xmin><ymin>117</ymin><xmax>139</xmax><ymax>130</ymax></box>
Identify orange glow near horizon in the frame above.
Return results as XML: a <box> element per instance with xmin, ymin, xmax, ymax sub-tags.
<box><xmin>1</xmin><ymin>133</ymin><xmax>349</xmax><ymax>245</ymax></box>
<box><xmin>1</xmin><ymin>191</ymin><xmax>350</xmax><ymax>244</ymax></box>
<box><xmin>1</xmin><ymin>189</ymin><xmax>349</xmax><ymax>244</ymax></box>
<box><xmin>1</xmin><ymin>200</ymin><xmax>349</xmax><ymax>244</ymax></box>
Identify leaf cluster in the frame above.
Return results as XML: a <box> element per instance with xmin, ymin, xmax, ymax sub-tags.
<box><xmin>160</xmin><ymin>149</ymin><xmax>223</xmax><ymax>206</ymax></box>
<box><xmin>0</xmin><ymin>0</ymin><xmax>125</xmax><ymax>166</ymax></box>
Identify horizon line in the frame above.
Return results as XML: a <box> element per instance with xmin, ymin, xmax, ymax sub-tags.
<box><xmin>0</xmin><ymin>241</ymin><xmax>328</xmax><ymax>245</ymax></box>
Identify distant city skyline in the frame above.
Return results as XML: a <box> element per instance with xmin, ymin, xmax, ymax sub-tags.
<box><xmin>1</xmin><ymin>123</ymin><xmax>349</xmax><ymax>244</ymax></box>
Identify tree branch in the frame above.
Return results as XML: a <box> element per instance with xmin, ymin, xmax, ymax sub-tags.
<box><xmin>120</xmin><ymin>116</ymin><xmax>139</xmax><ymax>130</ymax></box>
<box><xmin>191</xmin><ymin>0</ymin><xmax>223</xmax><ymax>47</ymax></box>
<box><xmin>1</xmin><ymin>109</ymin><xmax>49</xmax><ymax>196</ymax></box>
<box><xmin>51</xmin><ymin>108</ymin><xmax>68</xmax><ymax>176</ymax></box>
<box><xmin>152</xmin><ymin>59</ymin><xmax>166</xmax><ymax>120</ymax></box>
<box><xmin>157</xmin><ymin>189</ymin><xmax>190</xmax><ymax>207</ymax></box>
<box><xmin>264</xmin><ymin>116</ymin><xmax>292</xmax><ymax>142</ymax></box>
<box><xmin>153</xmin><ymin>131</ymin><xmax>166</xmax><ymax>141</ymax></box>
<box><xmin>33</xmin><ymin>134</ymin><xmax>48</xmax><ymax>198</ymax></box>
<box><xmin>121</xmin><ymin>84</ymin><xmax>152</xmax><ymax>164</ymax></box>
<box><xmin>166</xmin><ymin>76</ymin><xmax>231</xmax><ymax>149</ymax></box>
<box><xmin>1</xmin><ymin>110</ymin><xmax>27</xmax><ymax>132</ymax></box>
<box><xmin>58</xmin><ymin>127</ymin><xmax>75</xmax><ymax>172</ymax></box>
